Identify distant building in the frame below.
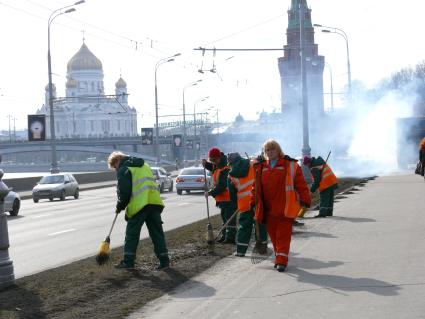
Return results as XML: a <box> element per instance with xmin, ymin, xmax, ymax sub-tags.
<box><xmin>37</xmin><ymin>42</ymin><xmax>137</xmax><ymax>138</ymax></box>
<box><xmin>278</xmin><ymin>0</ymin><xmax>325</xmax><ymax>120</ymax></box>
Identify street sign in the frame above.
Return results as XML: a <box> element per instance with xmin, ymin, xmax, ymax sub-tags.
<box><xmin>141</xmin><ymin>128</ymin><xmax>153</xmax><ymax>145</ymax></box>
<box><xmin>28</xmin><ymin>115</ymin><xmax>46</xmax><ymax>141</ymax></box>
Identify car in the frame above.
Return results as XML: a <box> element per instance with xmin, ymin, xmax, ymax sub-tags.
<box><xmin>175</xmin><ymin>167</ymin><xmax>212</xmax><ymax>195</ymax></box>
<box><xmin>32</xmin><ymin>173</ymin><xmax>79</xmax><ymax>203</ymax></box>
<box><xmin>150</xmin><ymin>167</ymin><xmax>173</xmax><ymax>193</ymax></box>
<box><xmin>4</xmin><ymin>190</ymin><xmax>20</xmax><ymax>216</ymax></box>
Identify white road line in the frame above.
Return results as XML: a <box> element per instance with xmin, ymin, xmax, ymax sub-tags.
<box><xmin>48</xmin><ymin>229</ymin><xmax>76</xmax><ymax>236</ymax></box>
<box><xmin>177</xmin><ymin>203</ymin><xmax>191</xmax><ymax>206</ymax></box>
<box><xmin>31</xmin><ymin>213</ymin><xmax>54</xmax><ymax>219</ymax></box>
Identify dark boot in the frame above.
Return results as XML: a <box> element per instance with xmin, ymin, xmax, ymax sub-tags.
<box><xmin>114</xmin><ymin>260</ymin><xmax>135</xmax><ymax>269</ymax></box>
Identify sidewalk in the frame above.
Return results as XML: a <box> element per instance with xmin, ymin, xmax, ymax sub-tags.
<box><xmin>128</xmin><ymin>173</ymin><xmax>425</xmax><ymax>319</ymax></box>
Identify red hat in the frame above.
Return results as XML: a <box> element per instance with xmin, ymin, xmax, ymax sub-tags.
<box><xmin>208</xmin><ymin>147</ymin><xmax>221</xmax><ymax>159</ymax></box>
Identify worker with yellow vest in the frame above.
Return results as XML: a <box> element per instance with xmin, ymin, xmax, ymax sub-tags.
<box><xmin>253</xmin><ymin>139</ymin><xmax>311</xmax><ymax>272</ymax></box>
<box><xmin>203</xmin><ymin>147</ymin><xmax>237</xmax><ymax>243</ymax></box>
<box><xmin>303</xmin><ymin>155</ymin><xmax>338</xmax><ymax>218</ymax></box>
<box><xmin>107</xmin><ymin>151</ymin><xmax>169</xmax><ymax>270</ymax></box>
<box><xmin>228</xmin><ymin>152</ymin><xmax>268</xmax><ymax>257</ymax></box>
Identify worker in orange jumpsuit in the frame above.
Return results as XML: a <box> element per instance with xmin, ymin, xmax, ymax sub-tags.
<box><xmin>252</xmin><ymin>139</ymin><xmax>311</xmax><ymax>272</ymax></box>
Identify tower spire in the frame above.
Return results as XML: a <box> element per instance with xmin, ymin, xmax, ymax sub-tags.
<box><xmin>288</xmin><ymin>0</ymin><xmax>312</xmax><ymax>30</ymax></box>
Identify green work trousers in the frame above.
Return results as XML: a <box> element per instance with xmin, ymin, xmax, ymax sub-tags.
<box><xmin>220</xmin><ymin>204</ymin><xmax>237</xmax><ymax>240</ymax></box>
<box><xmin>236</xmin><ymin>209</ymin><xmax>268</xmax><ymax>254</ymax></box>
<box><xmin>123</xmin><ymin>208</ymin><xmax>169</xmax><ymax>266</ymax></box>
<box><xmin>319</xmin><ymin>187</ymin><xmax>335</xmax><ymax>216</ymax></box>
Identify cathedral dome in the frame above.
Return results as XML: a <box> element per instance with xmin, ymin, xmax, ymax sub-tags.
<box><xmin>115</xmin><ymin>77</ymin><xmax>127</xmax><ymax>88</ymax></box>
<box><xmin>66</xmin><ymin>77</ymin><xmax>77</xmax><ymax>88</ymax></box>
<box><xmin>67</xmin><ymin>43</ymin><xmax>102</xmax><ymax>72</ymax></box>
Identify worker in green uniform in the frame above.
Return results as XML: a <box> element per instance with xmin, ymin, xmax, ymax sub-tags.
<box><xmin>303</xmin><ymin>156</ymin><xmax>338</xmax><ymax>218</ymax></box>
<box><xmin>108</xmin><ymin>151</ymin><xmax>170</xmax><ymax>270</ymax></box>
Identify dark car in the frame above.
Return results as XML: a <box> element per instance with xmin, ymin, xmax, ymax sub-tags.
<box><xmin>150</xmin><ymin>166</ymin><xmax>173</xmax><ymax>193</ymax></box>
<box><xmin>175</xmin><ymin>167</ymin><xmax>212</xmax><ymax>195</ymax></box>
<box><xmin>32</xmin><ymin>173</ymin><xmax>79</xmax><ymax>202</ymax></box>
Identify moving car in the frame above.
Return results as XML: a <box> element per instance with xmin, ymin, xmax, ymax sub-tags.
<box><xmin>4</xmin><ymin>190</ymin><xmax>20</xmax><ymax>216</ymax></box>
<box><xmin>175</xmin><ymin>167</ymin><xmax>212</xmax><ymax>195</ymax></box>
<box><xmin>150</xmin><ymin>166</ymin><xmax>173</xmax><ymax>193</ymax></box>
<box><xmin>32</xmin><ymin>173</ymin><xmax>79</xmax><ymax>202</ymax></box>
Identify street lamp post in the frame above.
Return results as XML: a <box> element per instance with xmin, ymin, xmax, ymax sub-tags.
<box><xmin>182</xmin><ymin>79</ymin><xmax>202</xmax><ymax>162</ymax></box>
<box><xmin>299</xmin><ymin>2</ymin><xmax>311</xmax><ymax>157</ymax></box>
<box><xmin>47</xmin><ymin>1</ymin><xmax>85</xmax><ymax>174</ymax></box>
<box><xmin>314</xmin><ymin>24</ymin><xmax>351</xmax><ymax>95</ymax></box>
<box><xmin>154</xmin><ymin>53</ymin><xmax>181</xmax><ymax>164</ymax></box>
<box><xmin>193</xmin><ymin>96</ymin><xmax>209</xmax><ymax>160</ymax></box>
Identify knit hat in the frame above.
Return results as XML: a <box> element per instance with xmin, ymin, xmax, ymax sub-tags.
<box><xmin>302</xmin><ymin>155</ymin><xmax>312</xmax><ymax>166</ymax></box>
<box><xmin>208</xmin><ymin>147</ymin><xmax>221</xmax><ymax>159</ymax></box>
<box><xmin>227</xmin><ymin>152</ymin><xmax>241</xmax><ymax>165</ymax></box>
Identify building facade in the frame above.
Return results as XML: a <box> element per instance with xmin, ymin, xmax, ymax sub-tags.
<box><xmin>278</xmin><ymin>0</ymin><xmax>324</xmax><ymax>121</ymax></box>
<box><xmin>37</xmin><ymin>43</ymin><xmax>137</xmax><ymax>138</ymax></box>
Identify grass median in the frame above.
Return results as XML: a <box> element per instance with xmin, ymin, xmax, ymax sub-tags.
<box><xmin>0</xmin><ymin>177</ymin><xmax>371</xmax><ymax>319</ymax></box>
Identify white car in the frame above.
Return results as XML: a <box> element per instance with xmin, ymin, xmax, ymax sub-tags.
<box><xmin>175</xmin><ymin>167</ymin><xmax>212</xmax><ymax>195</ymax></box>
<box><xmin>150</xmin><ymin>167</ymin><xmax>173</xmax><ymax>193</ymax></box>
<box><xmin>32</xmin><ymin>173</ymin><xmax>79</xmax><ymax>202</ymax></box>
<box><xmin>4</xmin><ymin>190</ymin><xmax>20</xmax><ymax>216</ymax></box>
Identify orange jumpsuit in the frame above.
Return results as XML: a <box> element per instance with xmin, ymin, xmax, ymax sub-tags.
<box><xmin>253</xmin><ymin>156</ymin><xmax>311</xmax><ymax>266</ymax></box>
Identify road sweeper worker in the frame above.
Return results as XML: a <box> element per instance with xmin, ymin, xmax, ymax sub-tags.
<box><xmin>252</xmin><ymin>139</ymin><xmax>311</xmax><ymax>272</ymax></box>
<box><xmin>227</xmin><ymin>152</ymin><xmax>268</xmax><ymax>257</ymax></box>
<box><xmin>419</xmin><ymin>137</ymin><xmax>425</xmax><ymax>177</ymax></box>
<box><xmin>202</xmin><ymin>147</ymin><xmax>237</xmax><ymax>243</ymax></box>
<box><xmin>108</xmin><ymin>151</ymin><xmax>170</xmax><ymax>270</ymax></box>
<box><xmin>303</xmin><ymin>155</ymin><xmax>338</xmax><ymax>218</ymax></box>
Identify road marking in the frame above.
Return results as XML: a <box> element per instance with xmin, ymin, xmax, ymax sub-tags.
<box><xmin>31</xmin><ymin>213</ymin><xmax>53</xmax><ymax>219</ymax></box>
<box><xmin>177</xmin><ymin>202</ymin><xmax>191</xmax><ymax>206</ymax></box>
<box><xmin>48</xmin><ymin>229</ymin><xmax>76</xmax><ymax>236</ymax></box>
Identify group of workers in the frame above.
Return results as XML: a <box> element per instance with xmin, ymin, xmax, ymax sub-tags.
<box><xmin>106</xmin><ymin>138</ymin><xmax>338</xmax><ymax>273</ymax></box>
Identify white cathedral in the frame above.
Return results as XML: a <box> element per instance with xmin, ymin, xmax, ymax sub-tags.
<box><xmin>37</xmin><ymin>42</ymin><xmax>138</xmax><ymax>138</ymax></box>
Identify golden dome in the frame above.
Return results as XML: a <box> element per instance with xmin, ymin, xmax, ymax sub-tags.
<box><xmin>115</xmin><ymin>77</ymin><xmax>127</xmax><ymax>88</ymax></box>
<box><xmin>67</xmin><ymin>43</ymin><xmax>102</xmax><ymax>72</ymax></box>
<box><xmin>66</xmin><ymin>77</ymin><xmax>77</xmax><ymax>88</ymax></box>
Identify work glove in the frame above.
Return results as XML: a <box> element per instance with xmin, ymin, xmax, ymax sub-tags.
<box><xmin>201</xmin><ymin>159</ymin><xmax>207</xmax><ymax>167</ymax></box>
<box><xmin>300</xmin><ymin>201</ymin><xmax>310</xmax><ymax>208</ymax></box>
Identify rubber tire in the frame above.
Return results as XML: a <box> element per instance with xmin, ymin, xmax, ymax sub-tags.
<box><xmin>168</xmin><ymin>181</ymin><xmax>173</xmax><ymax>192</ymax></box>
<box><xmin>9</xmin><ymin>199</ymin><xmax>20</xmax><ymax>216</ymax></box>
<box><xmin>33</xmin><ymin>197</ymin><xmax>39</xmax><ymax>203</ymax></box>
<box><xmin>60</xmin><ymin>190</ymin><xmax>66</xmax><ymax>201</ymax></box>
<box><xmin>177</xmin><ymin>189</ymin><xmax>182</xmax><ymax>195</ymax></box>
<box><xmin>159</xmin><ymin>183</ymin><xmax>164</xmax><ymax>193</ymax></box>
<box><xmin>49</xmin><ymin>197</ymin><xmax>54</xmax><ymax>202</ymax></box>
<box><xmin>74</xmin><ymin>189</ymin><xmax>79</xmax><ymax>199</ymax></box>
<box><xmin>185</xmin><ymin>190</ymin><xmax>191</xmax><ymax>194</ymax></box>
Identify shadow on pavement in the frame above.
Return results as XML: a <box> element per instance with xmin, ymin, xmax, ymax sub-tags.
<box><xmin>289</xmin><ymin>268</ymin><xmax>400</xmax><ymax>296</ymax></box>
<box><xmin>331</xmin><ymin>216</ymin><xmax>377</xmax><ymax>223</ymax></box>
<box><xmin>290</xmin><ymin>256</ymin><xmax>344</xmax><ymax>270</ymax></box>
<box><xmin>293</xmin><ymin>231</ymin><xmax>338</xmax><ymax>239</ymax></box>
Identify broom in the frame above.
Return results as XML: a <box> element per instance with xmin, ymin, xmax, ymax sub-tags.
<box><xmin>203</xmin><ymin>167</ymin><xmax>215</xmax><ymax>246</ymax></box>
<box><xmin>95</xmin><ymin>212</ymin><xmax>119</xmax><ymax>265</ymax></box>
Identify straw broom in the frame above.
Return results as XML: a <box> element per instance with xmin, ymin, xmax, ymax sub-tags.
<box><xmin>95</xmin><ymin>212</ymin><xmax>119</xmax><ymax>265</ymax></box>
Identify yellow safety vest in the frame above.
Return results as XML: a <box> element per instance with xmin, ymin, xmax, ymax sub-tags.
<box><xmin>126</xmin><ymin>164</ymin><xmax>164</xmax><ymax>218</ymax></box>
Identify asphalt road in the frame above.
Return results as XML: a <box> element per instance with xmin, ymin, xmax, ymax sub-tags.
<box><xmin>6</xmin><ymin>187</ymin><xmax>219</xmax><ymax>279</ymax></box>
<box><xmin>131</xmin><ymin>173</ymin><xmax>425</xmax><ymax>319</ymax></box>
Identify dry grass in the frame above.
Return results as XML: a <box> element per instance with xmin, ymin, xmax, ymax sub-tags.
<box><xmin>0</xmin><ymin>177</ymin><xmax>370</xmax><ymax>319</ymax></box>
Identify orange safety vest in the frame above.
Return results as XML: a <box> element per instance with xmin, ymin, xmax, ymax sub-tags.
<box><xmin>212</xmin><ymin>166</ymin><xmax>230</xmax><ymax>202</ymax></box>
<box><xmin>283</xmin><ymin>161</ymin><xmax>303</xmax><ymax>219</ymax></box>
<box><xmin>312</xmin><ymin>163</ymin><xmax>338</xmax><ymax>192</ymax></box>
<box><xmin>229</xmin><ymin>163</ymin><xmax>255</xmax><ymax>213</ymax></box>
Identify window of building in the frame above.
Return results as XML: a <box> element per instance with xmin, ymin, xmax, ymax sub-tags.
<box><xmin>117</xmin><ymin>120</ymin><xmax>121</xmax><ymax>131</ymax></box>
